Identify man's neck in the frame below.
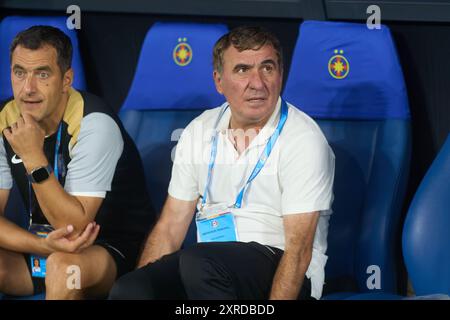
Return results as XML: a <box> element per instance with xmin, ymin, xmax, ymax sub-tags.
<box><xmin>229</xmin><ymin>116</ymin><xmax>267</xmax><ymax>132</ymax></box>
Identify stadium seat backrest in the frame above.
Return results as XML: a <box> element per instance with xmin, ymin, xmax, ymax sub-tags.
<box><xmin>0</xmin><ymin>15</ymin><xmax>86</xmax><ymax>102</ymax></box>
<box><xmin>402</xmin><ymin>134</ymin><xmax>450</xmax><ymax>296</ymax></box>
<box><xmin>283</xmin><ymin>20</ymin><xmax>411</xmax><ymax>295</ymax></box>
<box><xmin>119</xmin><ymin>22</ymin><xmax>228</xmax><ymax>244</ymax></box>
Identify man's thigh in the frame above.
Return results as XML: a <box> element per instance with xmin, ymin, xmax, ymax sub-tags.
<box><xmin>179</xmin><ymin>241</ymin><xmax>283</xmax><ymax>299</ymax></box>
<box><xmin>0</xmin><ymin>247</ymin><xmax>34</xmax><ymax>296</ymax></box>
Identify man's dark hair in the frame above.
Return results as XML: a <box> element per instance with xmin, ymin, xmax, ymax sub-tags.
<box><xmin>213</xmin><ymin>26</ymin><xmax>283</xmax><ymax>74</ymax></box>
<box><xmin>10</xmin><ymin>25</ymin><xmax>73</xmax><ymax>74</ymax></box>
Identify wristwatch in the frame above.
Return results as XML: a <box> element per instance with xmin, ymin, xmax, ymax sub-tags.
<box><xmin>27</xmin><ymin>164</ymin><xmax>53</xmax><ymax>183</ymax></box>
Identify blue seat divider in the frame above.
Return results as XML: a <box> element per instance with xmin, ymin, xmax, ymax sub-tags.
<box><xmin>283</xmin><ymin>20</ymin><xmax>411</xmax><ymax>297</ymax></box>
<box><xmin>0</xmin><ymin>15</ymin><xmax>86</xmax><ymax>102</ymax></box>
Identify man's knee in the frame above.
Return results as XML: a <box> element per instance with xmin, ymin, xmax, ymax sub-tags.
<box><xmin>45</xmin><ymin>252</ymin><xmax>79</xmax><ymax>288</ymax></box>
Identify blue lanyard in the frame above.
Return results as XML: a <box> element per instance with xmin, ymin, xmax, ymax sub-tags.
<box><xmin>201</xmin><ymin>100</ymin><xmax>288</xmax><ymax>209</ymax></box>
<box><xmin>28</xmin><ymin>123</ymin><xmax>63</xmax><ymax>226</ymax></box>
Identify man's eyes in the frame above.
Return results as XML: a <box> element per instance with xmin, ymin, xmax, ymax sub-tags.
<box><xmin>262</xmin><ymin>64</ymin><xmax>274</xmax><ymax>72</ymax></box>
<box><xmin>37</xmin><ymin>71</ymin><xmax>50</xmax><ymax>79</ymax></box>
<box><xmin>14</xmin><ymin>69</ymin><xmax>25</xmax><ymax>78</ymax></box>
<box><xmin>236</xmin><ymin>66</ymin><xmax>249</xmax><ymax>73</ymax></box>
<box><xmin>13</xmin><ymin>70</ymin><xmax>50</xmax><ymax>79</ymax></box>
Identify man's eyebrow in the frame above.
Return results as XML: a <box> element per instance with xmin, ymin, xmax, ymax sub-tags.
<box><xmin>12</xmin><ymin>64</ymin><xmax>52</xmax><ymax>72</ymax></box>
<box><xmin>12</xmin><ymin>64</ymin><xmax>25</xmax><ymax>70</ymax></box>
<box><xmin>233</xmin><ymin>63</ymin><xmax>253</xmax><ymax>71</ymax></box>
<box><xmin>260</xmin><ymin>59</ymin><xmax>277</xmax><ymax>66</ymax></box>
<box><xmin>34</xmin><ymin>66</ymin><xmax>52</xmax><ymax>72</ymax></box>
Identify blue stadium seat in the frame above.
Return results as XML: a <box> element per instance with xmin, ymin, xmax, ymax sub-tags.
<box><xmin>283</xmin><ymin>20</ymin><xmax>411</xmax><ymax>298</ymax></box>
<box><xmin>402</xmin><ymin>134</ymin><xmax>450</xmax><ymax>297</ymax></box>
<box><xmin>0</xmin><ymin>15</ymin><xmax>86</xmax><ymax>102</ymax></box>
<box><xmin>345</xmin><ymin>134</ymin><xmax>450</xmax><ymax>300</ymax></box>
<box><xmin>119</xmin><ymin>22</ymin><xmax>228</xmax><ymax>244</ymax></box>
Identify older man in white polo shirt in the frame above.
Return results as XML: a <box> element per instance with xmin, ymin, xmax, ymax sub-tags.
<box><xmin>109</xmin><ymin>25</ymin><xmax>335</xmax><ymax>300</ymax></box>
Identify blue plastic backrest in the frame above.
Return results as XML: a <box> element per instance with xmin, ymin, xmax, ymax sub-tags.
<box><xmin>119</xmin><ymin>22</ymin><xmax>227</xmax><ymax>206</ymax></box>
<box><xmin>0</xmin><ymin>16</ymin><xmax>86</xmax><ymax>101</ymax></box>
<box><xmin>402</xmin><ymin>134</ymin><xmax>450</xmax><ymax>296</ymax></box>
<box><xmin>283</xmin><ymin>20</ymin><xmax>410</xmax><ymax>120</ymax></box>
<box><xmin>283</xmin><ymin>20</ymin><xmax>411</xmax><ymax>294</ymax></box>
<box><xmin>119</xmin><ymin>109</ymin><xmax>203</xmax><ymax>212</ymax></box>
<box><xmin>120</xmin><ymin>22</ymin><xmax>228</xmax><ymax>246</ymax></box>
<box><xmin>121</xmin><ymin>22</ymin><xmax>227</xmax><ymax>111</ymax></box>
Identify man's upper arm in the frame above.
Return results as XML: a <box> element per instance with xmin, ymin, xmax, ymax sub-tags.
<box><xmin>73</xmin><ymin>195</ymin><xmax>103</xmax><ymax>222</ymax></box>
<box><xmin>280</xmin><ymin>132</ymin><xmax>335</xmax><ymax>215</ymax></box>
<box><xmin>65</xmin><ymin>113</ymin><xmax>123</xmax><ymax>196</ymax></box>
<box><xmin>64</xmin><ymin>113</ymin><xmax>124</xmax><ymax>219</ymax></box>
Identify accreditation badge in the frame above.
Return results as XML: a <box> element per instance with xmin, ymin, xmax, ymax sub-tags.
<box><xmin>29</xmin><ymin>224</ymin><xmax>53</xmax><ymax>278</ymax></box>
<box><xmin>196</xmin><ymin>203</ymin><xmax>238</xmax><ymax>243</ymax></box>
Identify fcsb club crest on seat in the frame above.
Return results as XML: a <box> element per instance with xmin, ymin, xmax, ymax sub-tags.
<box><xmin>328</xmin><ymin>49</ymin><xmax>349</xmax><ymax>79</ymax></box>
<box><xmin>173</xmin><ymin>37</ymin><xmax>193</xmax><ymax>66</ymax></box>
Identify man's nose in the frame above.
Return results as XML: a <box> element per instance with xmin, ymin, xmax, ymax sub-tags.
<box><xmin>248</xmin><ymin>69</ymin><xmax>265</xmax><ymax>90</ymax></box>
<box><xmin>23</xmin><ymin>74</ymin><xmax>37</xmax><ymax>95</ymax></box>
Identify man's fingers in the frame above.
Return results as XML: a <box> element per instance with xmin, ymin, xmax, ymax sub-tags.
<box><xmin>21</xmin><ymin>112</ymin><xmax>34</xmax><ymax>124</ymax></box>
<box><xmin>16</xmin><ymin>116</ymin><xmax>25</xmax><ymax>127</ymax></box>
<box><xmin>70</xmin><ymin>223</ymin><xmax>95</xmax><ymax>250</ymax></box>
<box><xmin>79</xmin><ymin>224</ymin><xmax>100</xmax><ymax>251</ymax></box>
<box><xmin>2</xmin><ymin>127</ymin><xmax>12</xmax><ymax>140</ymax></box>
<box><xmin>48</xmin><ymin>225</ymin><xmax>74</xmax><ymax>240</ymax></box>
<box><xmin>11</xmin><ymin>122</ymin><xmax>18</xmax><ymax>131</ymax></box>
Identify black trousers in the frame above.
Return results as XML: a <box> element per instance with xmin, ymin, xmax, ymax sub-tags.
<box><xmin>109</xmin><ymin>241</ymin><xmax>313</xmax><ymax>300</ymax></box>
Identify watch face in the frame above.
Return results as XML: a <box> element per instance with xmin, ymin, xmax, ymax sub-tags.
<box><xmin>32</xmin><ymin>167</ymin><xmax>50</xmax><ymax>183</ymax></box>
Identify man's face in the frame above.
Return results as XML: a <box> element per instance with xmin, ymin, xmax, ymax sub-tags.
<box><xmin>10</xmin><ymin>45</ymin><xmax>72</xmax><ymax>123</ymax></box>
<box><xmin>213</xmin><ymin>44</ymin><xmax>283</xmax><ymax>126</ymax></box>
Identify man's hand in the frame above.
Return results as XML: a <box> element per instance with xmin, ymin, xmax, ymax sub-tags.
<box><xmin>3</xmin><ymin>113</ymin><xmax>46</xmax><ymax>170</ymax></box>
<box><xmin>42</xmin><ymin>222</ymin><xmax>100</xmax><ymax>255</ymax></box>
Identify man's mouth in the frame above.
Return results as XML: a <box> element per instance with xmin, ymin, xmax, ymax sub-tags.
<box><xmin>247</xmin><ymin>97</ymin><xmax>267</xmax><ymax>102</ymax></box>
<box><xmin>22</xmin><ymin>100</ymin><xmax>43</xmax><ymax>105</ymax></box>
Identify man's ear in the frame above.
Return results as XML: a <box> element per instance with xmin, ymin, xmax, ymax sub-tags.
<box><xmin>62</xmin><ymin>68</ymin><xmax>74</xmax><ymax>93</ymax></box>
<box><xmin>213</xmin><ymin>70</ymin><xmax>223</xmax><ymax>95</ymax></box>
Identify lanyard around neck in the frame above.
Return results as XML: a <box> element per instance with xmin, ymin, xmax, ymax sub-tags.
<box><xmin>28</xmin><ymin>122</ymin><xmax>63</xmax><ymax>226</ymax></box>
<box><xmin>201</xmin><ymin>99</ymin><xmax>288</xmax><ymax>209</ymax></box>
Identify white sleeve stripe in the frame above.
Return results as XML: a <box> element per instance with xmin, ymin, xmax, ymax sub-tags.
<box><xmin>69</xmin><ymin>191</ymin><xmax>106</xmax><ymax>198</ymax></box>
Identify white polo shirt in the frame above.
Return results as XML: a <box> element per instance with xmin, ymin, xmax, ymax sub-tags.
<box><xmin>168</xmin><ymin>97</ymin><xmax>335</xmax><ymax>299</ymax></box>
